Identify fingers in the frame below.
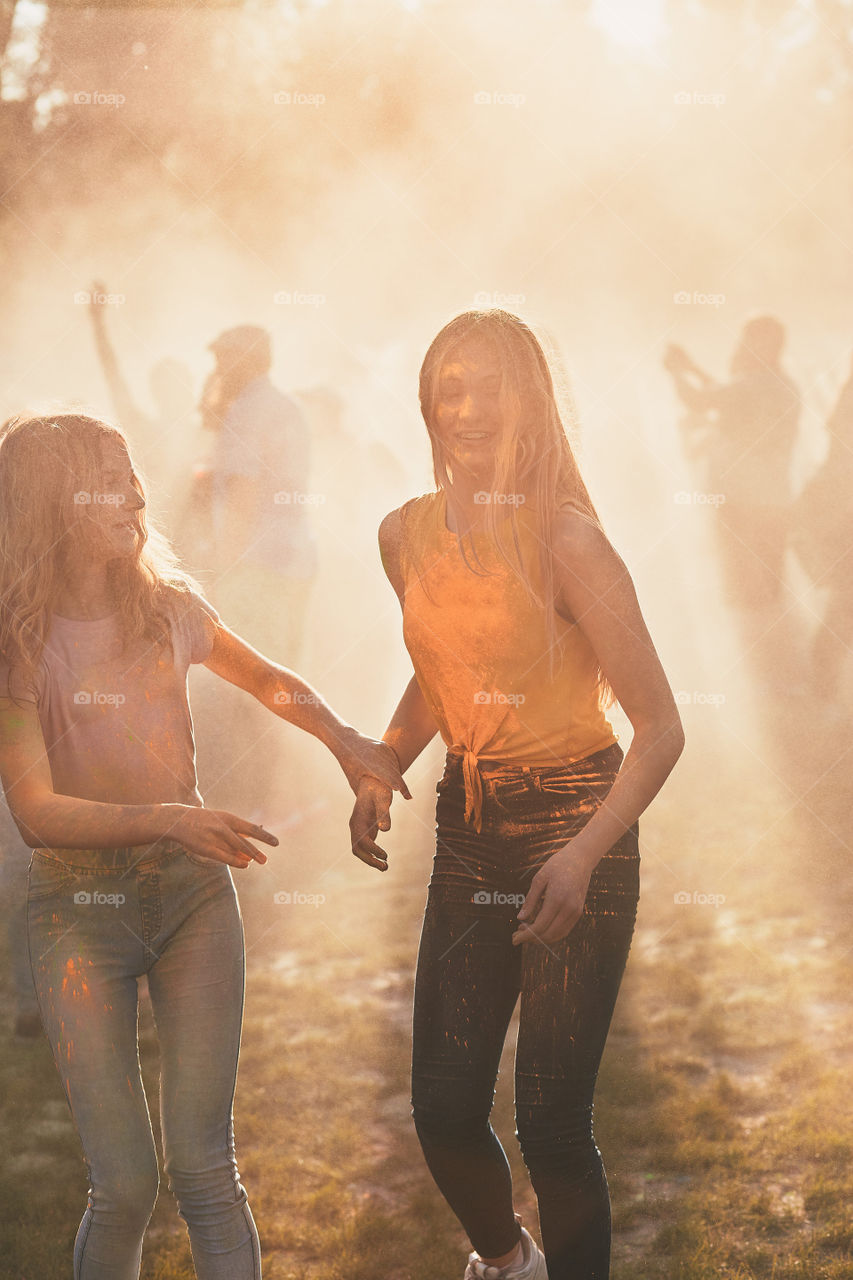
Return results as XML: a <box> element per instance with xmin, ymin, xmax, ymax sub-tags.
<box><xmin>226</xmin><ymin>851</ymin><xmax>255</xmax><ymax>869</ymax></box>
<box><xmin>220</xmin><ymin>813</ymin><xmax>280</xmax><ymax>864</ymax></box>
<box><xmin>513</xmin><ymin>900</ymin><xmax>556</xmax><ymax>946</ymax></box>
<box><xmin>367</xmin><ymin>742</ymin><xmax>412</xmax><ymax>800</ymax></box>
<box><xmin>233</xmin><ymin>837</ymin><xmax>268</xmax><ymax>865</ymax></box>
<box><xmin>225</xmin><ymin>815</ymin><xmax>280</xmax><ymax>846</ymax></box>
<box><xmin>513</xmin><ymin>875</ymin><xmax>555</xmax><ymax>945</ymax></box>
<box><xmin>517</xmin><ymin>874</ymin><xmax>545</xmax><ymax>924</ymax></box>
<box><xmin>352</xmin><ymin>837</ymin><xmax>388</xmax><ymax>871</ymax></box>
<box><xmin>190</xmin><ymin>846</ymin><xmax>254</xmax><ymax>870</ymax></box>
<box><xmin>206</xmin><ymin>837</ymin><xmax>263</xmax><ymax>868</ymax></box>
<box><xmin>349</xmin><ymin>801</ymin><xmax>389</xmax><ymax>872</ymax></box>
<box><xmin>513</xmin><ymin>905</ymin><xmax>580</xmax><ymax>947</ymax></box>
<box><xmin>367</xmin><ymin>762</ymin><xmax>411</xmax><ymax>800</ymax></box>
<box><xmin>355</xmin><ymin>779</ymin><xmax>394</xmax><ymax>828</ymax></box>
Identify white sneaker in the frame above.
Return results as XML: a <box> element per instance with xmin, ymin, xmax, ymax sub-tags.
<box><xmin>464</xmin><ymin>1225</ymin><xmax>548</xmax><ymax>1279</ymax></box>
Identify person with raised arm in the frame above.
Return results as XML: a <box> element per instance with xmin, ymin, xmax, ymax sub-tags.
<box><xmin>663</xmin><ymin>315</ymin><xmax>800</xmax><ymax>612</ymax></box>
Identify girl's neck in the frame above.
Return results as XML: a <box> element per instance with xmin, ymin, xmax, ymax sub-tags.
<box><xmin>445</xmin><ymin>473</ymin><xmax>525</xmax><ymax>534</ymax></box>
<box><xmin>54</xmin><ymin>564</ymin><xmax>116</xmax><ymax>621</ymax></box>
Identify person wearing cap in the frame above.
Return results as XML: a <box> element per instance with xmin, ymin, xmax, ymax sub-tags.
<box><xmin>205</xmin><ymin>324</ymin><xmax>317</xmax><ymax>661</ymax></box>
<box><xmin>201</xmin><ymin>325</ymin><xmax>319</xmax><ymax>825</ymax></box>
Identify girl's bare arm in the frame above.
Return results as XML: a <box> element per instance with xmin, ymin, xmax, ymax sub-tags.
<box><xmin>350</xmin><ymin>507</ymin><xmax>441</xmax><ymax>870</ymax></box>
<box><xmin>0</xmin><ymin>698</ymin><xmax>275</xmax><ymax>865</ymax></box>
<box><xmin>200</xmin><ymin>614</ymin><xmax>410</xmax><ymax>798</ymax></box>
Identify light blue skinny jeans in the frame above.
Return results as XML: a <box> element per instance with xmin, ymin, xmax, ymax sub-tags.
<box><xmin>26</xmin><ymin>839</ymin><xmax>262</xmax><ymax>1280</ymax></box>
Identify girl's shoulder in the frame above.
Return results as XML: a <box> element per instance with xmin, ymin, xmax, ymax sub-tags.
<box><xmin>398</xmin><ymin>490</ymin><xmax>442</xmax><ymax>524</ymax></box>
<box><xmin>155</xmin><ymin>579</ymin><xmax>218</xmax><ymax>615</ymax></box>
<box><xmin>383</xmin><ymin>491</ymin><xmax>443</xmax><ymax>548</ymax></box>
<box><xmin>153</xmin><ymin>581</ymin><xmax>222</xmax><ymax>665</ymax></box>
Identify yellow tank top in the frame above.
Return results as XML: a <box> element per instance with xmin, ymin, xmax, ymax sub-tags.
<box><xmin>399</xmin><ymin>489</ymin><xmax>618</xmax><ymax>832</ymax></box>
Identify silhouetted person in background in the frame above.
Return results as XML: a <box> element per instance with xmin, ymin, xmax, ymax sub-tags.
<box><xmin>0</xmin><ymin>414</ymin><xmax>41</xmax><ymax>1038</ymax></box>
<box><xmin>170</xmin><ymin>367</ymin><xmax>222</xmax><ymax>573</ymax></box>
<box><xmin>793</xmin><ymin>350</ymin><xmax>853</xmax><ymax>707</ymax></box>
<box><xmin>88</xmin><ymin>280</ymin><xmax>194</xmax><ymax>437</ymax></box>
<box><xmin>0</xmin><ymin>786</ymin><xmax>40</xmax><ymax>1038</ymax></box>
<box><xmin>664</xmin><ymin>315</ymin><xmax>800</xmax><ymax>613</ymax></box>
<box><xmin>207</xmin><ymin>325</ymin><xmax>317</xmax><ymax>665</ymax></box>
<box><xmin>87</xmin><ymin>280</ymin><xmax>210</xmax><ymax>566</ymax></box>
<box><xmin>201</xmin><ymin>325</ymin><xmax>318</xmax><ymax>827</ymax></box>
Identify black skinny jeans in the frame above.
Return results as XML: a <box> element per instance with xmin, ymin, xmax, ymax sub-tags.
<box><xmin>411</xmin><ymin>742</ymin><xmax>639</xmax><ymax>1280</ymax></box>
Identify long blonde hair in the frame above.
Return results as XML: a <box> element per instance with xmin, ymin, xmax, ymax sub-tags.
<box><xmin>0</xmin><ymin>412</ymin><xmax>202</xmax><ymax>702</ymax></box>
<box><xmin>417</xmin><ymin>309</ymin><xmax>613</xmax><ymax>702</ymax></box>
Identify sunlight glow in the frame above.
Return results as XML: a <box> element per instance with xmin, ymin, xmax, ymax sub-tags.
<box><xmin>589</xmin><ymin>0</ymin><xmax>668</xmax><ymax>53</ymax></box>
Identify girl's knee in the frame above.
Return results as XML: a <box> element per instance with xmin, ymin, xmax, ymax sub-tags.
<box><xmin>167</xmin><ymin>1157</ymin><xmax>245</xmax><ymax>1217</ymax></box>
<box><xmin>412</xmin><ymin>1099</ymin><xmax>493</xmax><ymax>1146</ymax></box>
<box><xmin>92</xmin><ymin>1164</ymin><xmax>159</xmax><ymax>1232</ymax></box>
<box><xmin>517</xmin><ymin>1103</ymin><xmax>600</xmax><ymax>1183</ymax></box>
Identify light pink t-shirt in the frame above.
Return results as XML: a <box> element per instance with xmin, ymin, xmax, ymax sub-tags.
<box><xmin>0</xmin><ymin>587</ymin><xmax>220</xmax><ymax>808</ymax></box>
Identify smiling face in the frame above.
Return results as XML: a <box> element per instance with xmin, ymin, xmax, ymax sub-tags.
<box><xmin>433</xmin><ymin>335</ymin><xmax>506</xmax><ymax>479</ymax></box>
<box><xmin>74</xmin><ymin>436</ymin><xmax>147</xmax><ymax>564</ymax></box>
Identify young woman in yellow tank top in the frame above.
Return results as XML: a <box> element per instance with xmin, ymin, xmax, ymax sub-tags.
<box><xmin>350</xmin><ymin>310</ymin><xmax>684</xmax><ymax>1280</ymax></box>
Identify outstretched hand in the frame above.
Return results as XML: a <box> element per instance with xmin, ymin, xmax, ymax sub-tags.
<box><xmin>170</xmin><ymin>804</ymin><xmax>278</xmax><ymax>869</ymax></box>
<box><xmin>350</xmin><ymin>776</ymin><xmax>393</xmax><ymax>871</ymax></box>
<box><xmin>335</xmin><ymin>731</ymin><xmax>411</xmax><ymax>800</ymax></box>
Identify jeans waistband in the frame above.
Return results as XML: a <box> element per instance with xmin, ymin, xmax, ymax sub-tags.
<box><xmin>33</xmin><ymin>837</ymin><xmax>187</xmax><ymax>871</ymax></box>
<box><xmin>444</xmin><ymin>741</ymin><xmax>622</xmax><ymax>834</ymax></box>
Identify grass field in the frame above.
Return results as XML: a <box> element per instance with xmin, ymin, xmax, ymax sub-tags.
<box><xmin>3</xmin><ymin>691</ymin><xmax>853</xmax><ymax>1279</ymax></box>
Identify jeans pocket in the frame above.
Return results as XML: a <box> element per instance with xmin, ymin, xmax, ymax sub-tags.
<box><xmin>490</xmin><ymin>776</ymin><xmax>531</xmax><ymax>808</ymax></box>
<box><xmin>181</xmin><ymin>848</ymin><xmax>221</xmax><ymax>869</ymax></box>
<box><xmin>27</xmin><ymin>853</ymin><xmax>80</xmax><ymax>902</ymax></box>
<box><xmin>436</xmin><ymin>763</ymin><xmax>461</xmax><ymax>797</ymax></box>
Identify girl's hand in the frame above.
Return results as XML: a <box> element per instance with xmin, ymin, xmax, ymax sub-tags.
<box><xmin>335</xmin><ymin>731</ymin><xmax>412</xmax><ymax>800</ymax></box>
<box><xmin>349</xmin><ymin>776</ymin><xmax>393</xmax><ymax>871</ymax></box>
<box><xmin>169</xmin><ymin>805</ymin><xmax>278</xmax><ymax>869</ymax></box>
<box><xmin>512</xmin><ymin>848</ymin><xmax>593</xmax><ymax>947</ymax></box>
